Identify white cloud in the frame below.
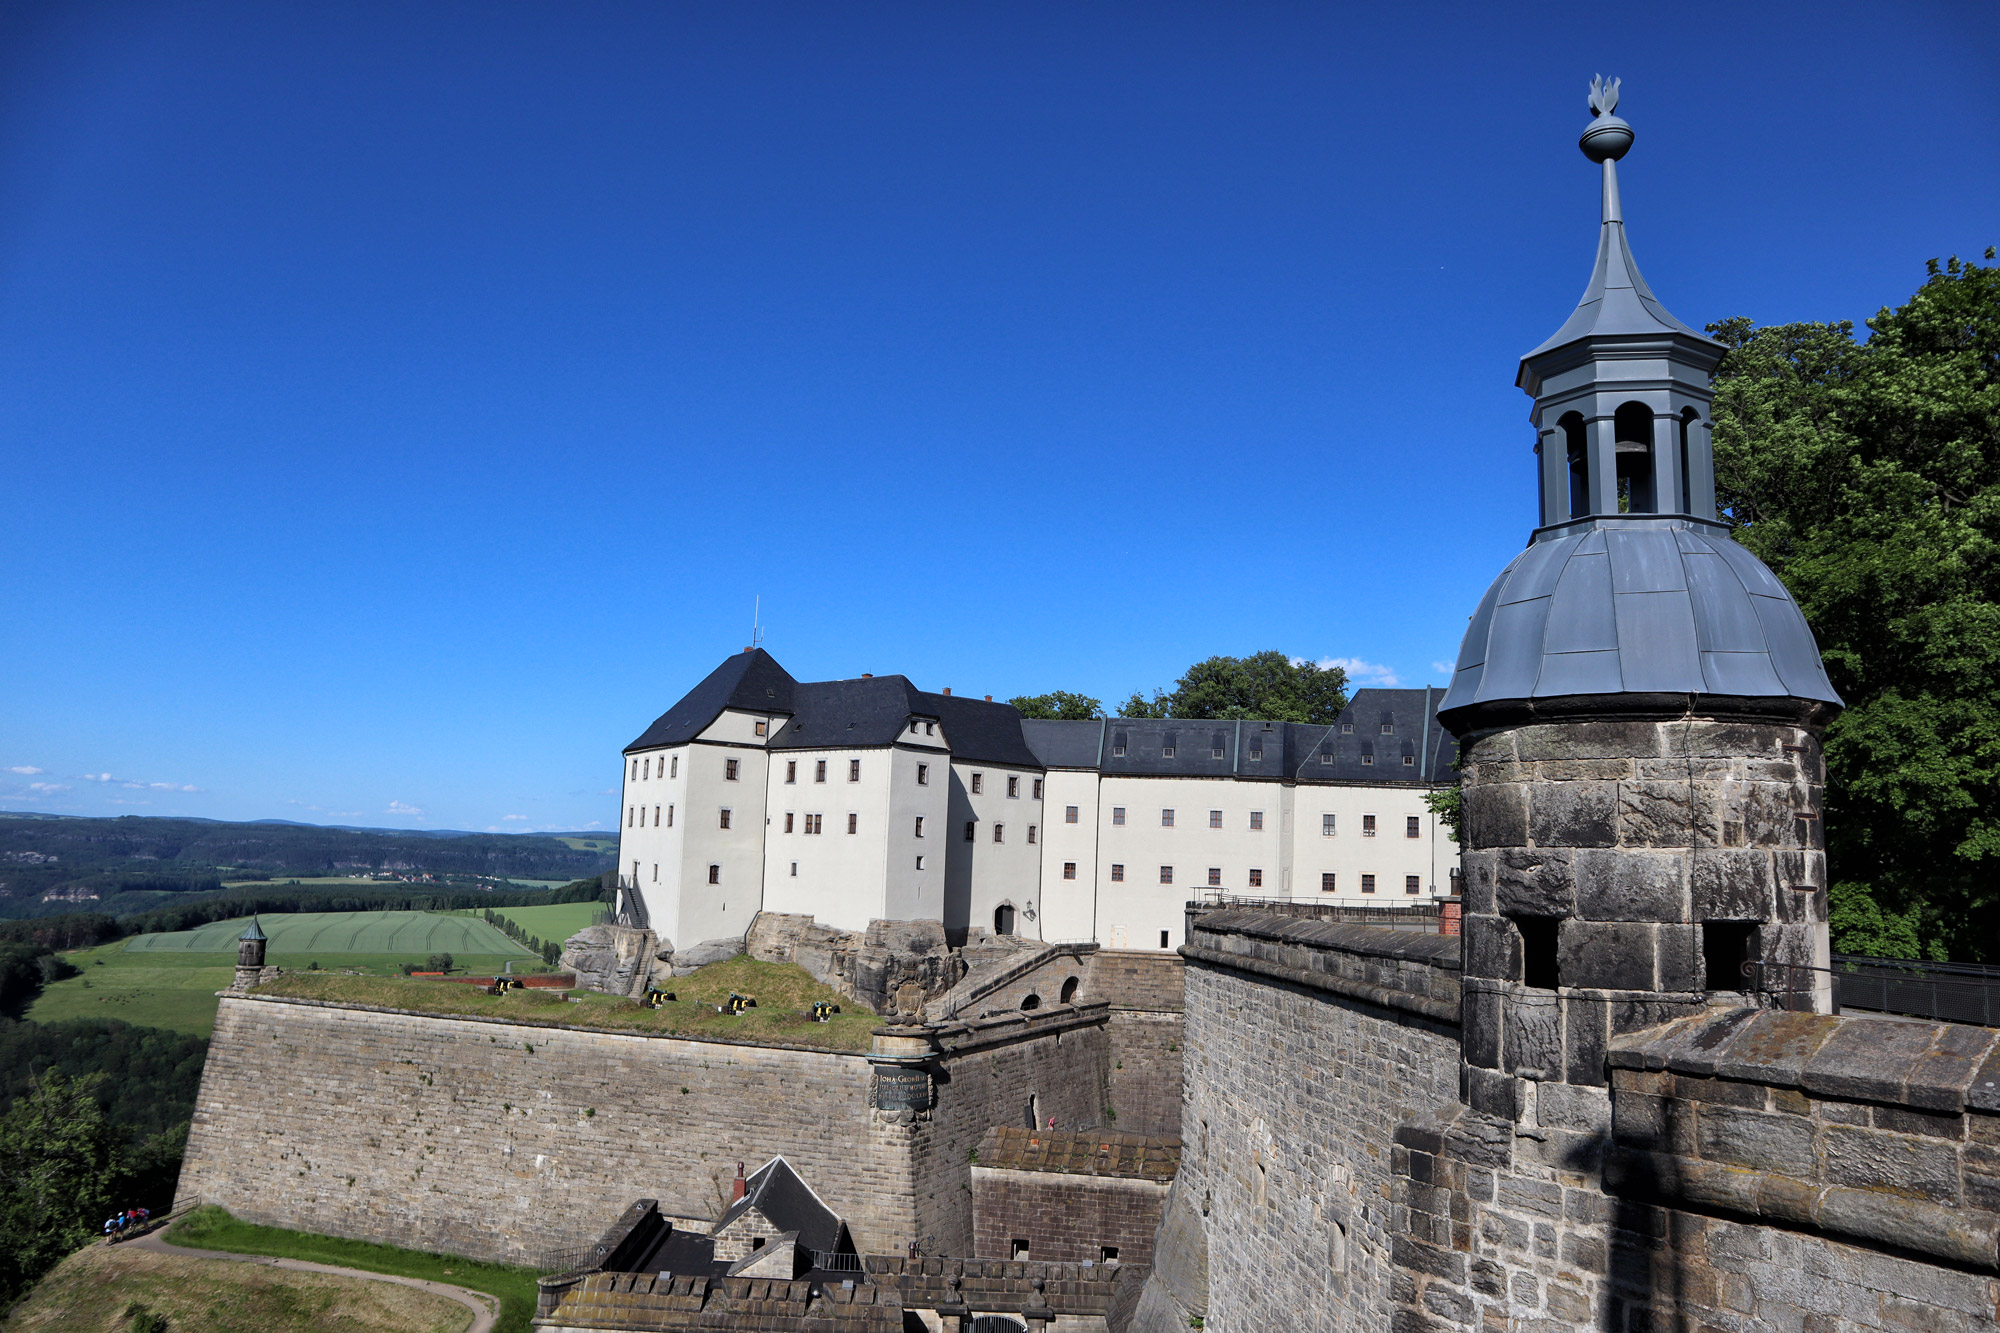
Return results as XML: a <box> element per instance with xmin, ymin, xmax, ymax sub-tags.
<box><xmin>81</xmin><ymin>772</ymin><xmax>115</xmax><ymax>783</ymax></box>
<box><xmin>386</xmin><ymin>800</ymin><xmax>426</xmax><ymax>817</ymax></box>
<box><xmin>501</xmin><ymin>814</ymin><xmax>529</xmax><ymax>822</ymax></box>
<box><xmin>1316</xmin><ymin>656</ymin><xmax>1403</xmax><ymax>688</ymax></box>
<box><xmin>148</xmin><ymin>781</ymin><xmax>201</xmax><ymax>792</ymax></box>
<box><xmin>28</xmin><ymin>782</ymin><xmax>69</xmax><ymax>793</ymax></box>
<box><xmin>1431</xmin><ymin>661</ymin><xmax>1455</xmax><ymax>677</ymax></box>
<box><xmin>7</xmin><ymin>765</ymin><xmax>41</xmax><ymax>775</ymax></box>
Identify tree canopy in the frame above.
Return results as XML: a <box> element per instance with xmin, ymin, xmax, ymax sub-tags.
<box><xmin>1008</xmin><ymin>691</ymin><xmax>1106</xmax><ymax>720</ymax></box>
<box><xmin>1119</xmin><ymin>651</ymin><xmax>1350</xmax><ymax>725</ymax></box>
<box><xmin>1708</xmin><ymin>249</ymin><xmax>2000</xmax><ymax>961</ymax></box>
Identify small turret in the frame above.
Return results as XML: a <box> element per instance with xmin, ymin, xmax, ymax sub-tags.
<box><xmin>233</xmin><ymin>916</ymin><xmax>268</xmax><ymax>990</ymax></box>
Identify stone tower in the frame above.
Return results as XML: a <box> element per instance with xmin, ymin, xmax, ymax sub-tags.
<box><xmin>1436</xmin><ymin>78</ymin><xmax>1844</xmax><ymax>1127</ymax></box>
<box><xmin>233</xmin><ymin>915</ymin><xmax>268</xmax><ymax>991</ymax></box>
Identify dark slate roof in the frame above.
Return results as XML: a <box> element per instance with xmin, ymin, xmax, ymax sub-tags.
<box><xmin>1522</xmin><ymin>214</ymin><xmax>1714</xmax><ymax>365</ymax></box>
<box><xmin>768</xmin><ymin>676</ymin><xmax>930</xmax><ymax>751</ymax></box>
<box><xmin>625</xmin><ymin>650</ymin><xmax>797</xmax><ymax>753</ymax></box>
<box><xmin>973</xmin><ymin>1126</ymin><xmax>1181</xmax><ymax>1182</ymax></box>
<box><xmin>238</xmin><ymin>916</ymin><xmax>267</xmax><ymax>943</ymax></box>
<box><xmin>915</xmin><ymin>692</ymin><xmax>1042</xmax><ymax>768</ymax></box>
<box><xmin>1020</xmin><ymin>691</ymin><xmax>1454</xmax><ymax>786</ymax></box>
<box><xmin>714</xmin><ymin>1156</ymin><xmax>846</xmax><ymax>1255</ymax></box>
<box><xmin>1439</xmin><ymin>522</ymin><xmax>1842</xmax><ymax>717</ymax></box>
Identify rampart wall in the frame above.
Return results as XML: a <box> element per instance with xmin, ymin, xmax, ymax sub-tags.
<box><xmin>176</xmin><ymin>991</ymin><xmax>1109</xmax><ymax>1266</ymax></box>
<box><xmin>1093</xmin><ymin>951</ymin><xmax>1185</xmax><ymax>1139</ymax></box>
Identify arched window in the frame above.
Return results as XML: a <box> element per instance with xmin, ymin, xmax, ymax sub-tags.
<box><xmin>1560</xmin><ymin>412</ymin><xmax>1589</xmax><ymax>517</ymax></box>
<box><xmin>1059</xmin><ymin>976</ymin><xmax>1079</xmax><ymax>1004</ymax></box>
<box><xmin>1679</xmin><ymin>407</ymin><xmax>1700</xmax><ymax>514</ymax></box>
<box><xmin>994</xmin><ymin>904</ymin><xmax>1015</xmax><ymax>936</ymax></box>
<box><xmin>1614</xmin><ymin>401</ymin><xmax>1656</xmax><ymax>513</ymax></box>
<box><xmin>1021</xmin><ymin>993</ymin><xmax>1041</xmax><ymax>1011</ymax></box>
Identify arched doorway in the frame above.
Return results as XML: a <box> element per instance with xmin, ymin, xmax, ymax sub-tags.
<box><xmin>994</xmin><ymin>904</ymin><xmax>1015</xmax><ymax>936</ymax></box>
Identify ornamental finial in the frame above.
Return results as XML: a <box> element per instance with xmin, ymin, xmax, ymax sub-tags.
<box><xmin>1579</xmin><ymin>75</ymin><xmax>1633</xmax><ymax>165</ymax></box>
<box><xmin>1587</xmin><ymin>74</ymin><xmax>1620</xmax><ymax>118</ymax></box>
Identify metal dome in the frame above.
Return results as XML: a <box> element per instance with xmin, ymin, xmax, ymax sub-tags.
<box><xmin>1438</xmin><ymin>520</ymin><xmax>1841</xmax><ymax>716</ymax></box>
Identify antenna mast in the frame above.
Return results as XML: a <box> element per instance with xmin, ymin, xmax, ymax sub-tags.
<box><xmin>752</xmin><ymin>596</ymin><xmax>763</xmax><ymax>650</ymax></box>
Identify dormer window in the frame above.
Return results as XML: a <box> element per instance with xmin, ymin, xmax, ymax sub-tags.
<box><xmin>755</xmin><ymin>719</ymin><xmax>768</xmax><ymax>737</ymax></box>
<box><xmin>1112</xmin><ymin>731</ymin><xmax>1127</xmax><ymax>757</ymax></box>
<box><xmin>1162</xmin><ymin>732</ymin><xmax>1177</xmax><ymax>758</ymax></box>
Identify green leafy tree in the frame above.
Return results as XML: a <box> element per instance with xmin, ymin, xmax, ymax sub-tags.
<box><xmin>0</xmin><ymin>1070</ymin><xmax>123</xmax><ymax>1302</ymax></box>
<box><xmin>1008</xmin><ymin>691</ymin><xmax>1106</xmax><ymax>720</ymax></box>
<box><xmin>1122</xmin><ymin>651</ymin><xmax>1350</xmax><ymax>724</ymax></box>
<box><xmin>1709</xmin><ymin>250</ymin><xmax>2000</xmax><ymax>960</ymax></box>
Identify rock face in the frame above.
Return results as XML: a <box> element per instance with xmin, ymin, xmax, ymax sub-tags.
<box><xmin>746</xmin><ymin>913</ymin><xmax>966</xmax><ymax>1018</ymax></box>
<box><xmin>560</xmin><ymin>924</ymin><xmax>662</xmax><ymax>997</ymax></box>
<box><xmin>669</xmin><ymin>937</ymin><xmax>744</xmax><ymax>975</ymax></box>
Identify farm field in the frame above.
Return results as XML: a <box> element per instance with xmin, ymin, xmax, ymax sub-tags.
<box><xmin>457</xmin><ymin>900</ymin><xmax>607</xmax><ymax>944</ymax></box>
<box><xmin>124</xmin><ymin>910</ymin><xmax>533</xmax><ymax>956</ymax></box>
<box><xmin>31</xmin><ymin>912</ymin><xmax>537</xmax><ymax>1037</ymax></box>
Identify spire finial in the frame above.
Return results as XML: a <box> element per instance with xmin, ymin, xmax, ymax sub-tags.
<box><xmin>1579</xmin><ymin>75</ymin><xmax>1634</xmax><ymax>225</ymax></box>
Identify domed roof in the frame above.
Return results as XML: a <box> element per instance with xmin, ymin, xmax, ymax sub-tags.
<box><xmin>1438</xmin><ymin>521</ymin><xmax>1841</xmax><ymax>717</ymax></box>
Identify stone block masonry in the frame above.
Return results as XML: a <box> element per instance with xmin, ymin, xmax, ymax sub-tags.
<box><xmin>1094</xmin><ymin>951</ymin><xmax>1186</xmax><ymax>1139</ymax></box>
<box><xmin>971</xmin><ymin>1126</ymin><xmax>1179</xmax><ymax>1266</ymax></box>
<box><xmin>176</xmin><ymin>990</ymin><xmax>1112</xmax><ymax>1267</ymax></box>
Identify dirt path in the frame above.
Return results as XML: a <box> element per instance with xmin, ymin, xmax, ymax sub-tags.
<box><xmin>124</xmin><ymin>1230</ymin><xmax>500</xmax><ymax>1333</ymax></box>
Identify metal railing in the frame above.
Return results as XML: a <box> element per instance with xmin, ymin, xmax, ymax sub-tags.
<box><xmin>538</xmin><ymin>1244</ymin><xmax>603</xmax><ymax>1274</ymax></box>
<box><xmin>1830</xmin><ymin>954</ymin><xmax>2000</xmax><ymax>1027</ymax></box>
<box><xmin>811</xmin><ymin>1249</ymin><xmax>865</xmax><ymax>1273</ymax></box>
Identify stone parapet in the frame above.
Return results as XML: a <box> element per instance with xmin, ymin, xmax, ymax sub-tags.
<box><xmin>1184</xmin><ymin>908</ymin><xmax>1460</xmax><ymax>1023</ymax></box>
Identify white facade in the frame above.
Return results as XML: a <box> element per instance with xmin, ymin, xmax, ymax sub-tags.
<box><xmin>615</xmin><ymin>653</ymin><xmax>1460</xmax><ymax>954</ymax></box>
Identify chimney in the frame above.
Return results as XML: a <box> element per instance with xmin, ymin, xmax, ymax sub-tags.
<box><xmin>744</xmin><ymin>646</ymin><xmax>755</xmax><ymax>653</ymax></box>
<box><xmin>861</xmin><ymin>673</ymin><xmax>873</xmax><ymax>679</ymax></box>
<box><xmin>732</xmin><ymin>1162</ymin><xmax>746</xmax><ymax>1202</ymax></box>
<box><xmin>984</xmin><ymin>695</ymin><xmax>992</xmax><ymax>702</ymax></box>
<box><xmin>942</xmin><ymin>687</ymin><xmax>951</xmax><ymax>696</ymax></box>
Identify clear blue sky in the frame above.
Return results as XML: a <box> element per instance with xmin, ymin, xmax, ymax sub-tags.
<box><xmin>3</xmin><ymin>2</ymin><xmax>1994</xmax><ymax>833</ymax></box>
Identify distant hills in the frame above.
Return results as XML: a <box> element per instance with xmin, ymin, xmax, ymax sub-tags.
<box><xmin>0</xmin><ymin>811</ymin><xmax>617</xmax><ymax>919</ymax></box>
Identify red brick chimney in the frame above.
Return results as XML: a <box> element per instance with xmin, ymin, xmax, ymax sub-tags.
<box><xmin>941</xmin><ymin>687</ymin><xmax>951</xmax><ymax>696</ymax></box>
<box><xmin>861</xmin><ymin>673</ymin><xmax>873</xmax><ymax>678</ymax></box>
<box><xmin>984</xmin><ymin>695</ymin><xmax>992</xmax><ymax>702</ymax></box>
<box><xmin>732</xmin><ymin>1162</ymin><xmax>746</xmax><ymax>1202</ymax></box>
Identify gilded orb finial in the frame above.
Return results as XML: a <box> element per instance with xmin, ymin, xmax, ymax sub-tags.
<box><xmin>1580</xmin><ymin>75</ymin><xmax>1633</xmax><ymax>163</ymax></box>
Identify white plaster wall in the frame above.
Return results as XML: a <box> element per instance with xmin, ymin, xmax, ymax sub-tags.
<box><xmin>1288</xmin><ymin>785</ymin><xmax>1454</xmax><ymax>902</ymax></box>
<box><xmin>944</xmin><ymin>762</ymin><xmax>1046</xmax><ymax>940</ymax></box>
<box><xmin>1036</xmin><ymin>769</ymin><xmax>1101</xmax><ymax>943</ymax></box>
<box><xmin>670</xmin><ymin>714</ymin><xmax>774</xmax><ymax>947</ymax></box>
<box><xmin>617</xmin><ymin>745</ymin><xmax>689</xmax><ymax>944</ymax></box>
<box><xmin>760</xmin><ymin>746</ymin><xmax>896</xmax><ymax>933</ymax></box>
<box><xmin>883</xmin><ymin>747</ymin><xmax>951</xmax><ymax>923</ymax></box>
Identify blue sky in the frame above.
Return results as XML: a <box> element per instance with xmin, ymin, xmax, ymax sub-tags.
<box><xmin>2</xmin><ymin>2</ymin><xmax>1994</xmax><ymax>833</ymax></box>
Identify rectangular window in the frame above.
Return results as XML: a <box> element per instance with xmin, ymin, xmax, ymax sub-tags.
<box><xmin>667</xmin><ymin>804</ymin><xmax>673</xmax><ymax>827</ymax></box>
<box><xmin>964</xmin><ymin>821</ymin><xmax>976</xmax><ymax>842</ymax></box>
<box><xmin>810</xmin><ymin>814</ymin><xmax>824</xmax><ymax>834</ymax></box>
<box><xmin>1112</xmin><ymin>731</ymin><xmax>1127</xmax><ymax>757</ymax></box>
<box><xmin>719</xmin><ymin>808</ymin><xmax>731</xmax><ymax>829</ymax></box>
<box><xmin>1212</xmin><ymin>731</ymin><xmax>1225</xmax><ymax>759</ymax></box>
<box><xmin>1407</xmin><ymin>815</ymin><xmax>1422</xmax><ymax>838</ymax></box>
<box><xmin>1362</xmin><ymin>752</ymin><xmax>1374</xmax><ymax>766</ymax></box>
<box><xmin>1209</xmin><ymin>809</ymin><xmax>1222</xmax><ymax>829</ymax></box>
<box><xmin>1007</xmin><ymin>775</ymin><xmax>1020</xmax><ymax>798</ymax></box>
<box><xmin>725</xmin><ymin>758</ymin><xmax>740</xmax><ymax>781</ymax></box>
<box><xmin>849</xmin><ymin>759</ymin><xmax>861</xmax><ymax>782</ymax></box>
<box><xmin>971</xmin><ymin>772</ymin><xmax>984</xmax><ymax>794</ymax></box>
<box><xmin>1341</xmin><ymin>722</ymin><xmax>1353</xmax><ymax>733</ymax></box>
<box><xmin>1027</xmin><ymin>825</ymin><xmax>1037</xmax><ymax>845</ymax></box>
<box><xmin>847</xmin><ymin>812</ymin><xmax>858</xmax><ymax>835</ymax></box>
<box><xmin>1065</xmin><ymin>805</ymin><xmax>1079</xmax><ymax>824</ymax></box>
<box><xmin>993</xmin><ymin>824</ymin><xmax>1004</xmax><ymax>843</ymax></box>
<box><xmin>785</xmin><ymin>812</ymin><xmax>794</xmax><ymax>833</ymax></box>
<box><xmin>917</xmin><ymin>763</ymin><xmax>929</xmax><ymax>785</ymax></box>
<box><xmin>1162</xmin><ymin>741</ymin><xmax>1176</xmax><ymax>758</ymax></box>
<box><xmin>1363</xmin><ymin>814</ymin><xmax>1377</xmax><ymax>837</ymax></box>
<box><xmin>914</xmin><ymin>816</ymin><xmax>924</xmax><ymax>837</ymax></box>
<box><xmin>643</xmin><ymin>757</ymin><xmax>650</xmax><ymax>780</ymax></box>
<box><xmin>652</xmin><ymin>862</ymin><xmax>658</xmax><ymax>881</ymax></box>
<box><xmin>916</xmin><ymin>854</ymin><xmax>926</xmax><ymax>870</ymax></box>
<box><xmin>1159</xmin><ymin>866</ymin><xmax>1174</xmax><ymax>885</ymax></box>
<box><xmin>908</xmin><ymin>720</ymin><xmax>918</xmax><ymax>733</ymax></box>
<box><xmin>790</xmin><ymin>861</ymin><xmax>798</xmax><ymax>877</ymax></box>
<box><xmin>1160</xmin><ymin>930</ymin><xmax>1170</xmax><ymax>949</ymax></box>
<box><xmin>1161</xmin><ymin>808</ymin><xmax>1175</xmax><ymax>827</ymax></box>
<box><xmin>1063</xmin><ymin>862</ymin><xmax>1077</xmax><ymax>880</ymax></box>
<box><xmin>631</xmin><ymin>759</ymin><xmax>638</xmax><ymax>780</ymax></box>
<box><xmin>1249</xmin><ymin>811</ymin><xmax>1264</xmax><ymax>831</ymax></box>
<box><xmin>1319</xmin><ymin>750</ymin><xmax>1332</xmax><ymax>765</ymax></box>
<box><xmin>1249</xmin><ymin>868</ymin><xmax>1263</xmax><ymax>888</ymax></box>
<box><xmin>786</xmin><ymin>761</ymin><xmax>797</xmax><ymax>784</ymax></box>
<box><xmin>1111</xmin><ymin>863</ymin><xmax>1124</xmax><ymax>882</ymax></box>
<box><xmin>1322</xmin><ymin>813</ymin><xmax>1335</xmax><ymax>836</ymax></box>
<box><xmin>1362</xmin><ymin>874</ymin><xmax>1376</xmax><ymax>894</ymax></box>
<box><xmin>1406</xmin><ymin>875</ymin><xmax>1421</xmax><ymax>895</ymax></box>
<box><xmin>1112</xmin><ymin>807</ymin><xmax>1126</xmax><ymax>826</ymax></box>
<box><xmin>1382</xmin><ymin>722</ymin><xmax>1395</xmax><ymax>734</ymax></box>
<box><xmin>815</xmin><ymin>760</ymin><xmax>827</xmax><ymax>783</ymax></box>
<box><xmin>1032</xmin><ymin>778</ymin><xmax>1043</xmax><ymax>799</ymax></box>
<box><xmin>755</xmin><ymin>719</ymin><xmax>768</xmax><ymax>737</ymax></box>
<box><xmin>670</xmin><ymin>755</ymin><xmax>678</xmax><ymax>778</ymax></box>
<box><xmin>925</xmin><ymin>721</ymin><xmax>934</xmax><ymax>735</ymax></box>
<box><xmin>1321</xmin><ymin>872</ymin><xmax>1336</xmax><ymax>893</ymax></box>
<box><xmin>654</xmin><ymin>805</ymin><xmax>660</xmax><ymax>825</ymax></box>
<box><xmin>708</xmin><ymin>864</ymin><xmax>721</xmax><ymax>885</ymax></box>
<box><xmin>1404</xmin><ymin>753</ymin><xmax>1416</xmax><ymax>766</ymax></box>
<box><xmin>1207</xmin><ymin>867</ymin><xmax>1221</xmax><ymax>887</ymax></box>
<box><xmin>627</xmin><ymin>807</ymin><xmax>634</xmax><ymax>827</ymax></box>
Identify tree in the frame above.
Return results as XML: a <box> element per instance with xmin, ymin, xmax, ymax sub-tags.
<box><xmin>1008</xmin><ymin>691</ymin><xmax>1105</xmax><ymax>720</ymax></box>
<box><xmin>1708</xmin><ymin>250</ymin><xmax>2000</xmax><ymax>961</ymax></box>
<box><xmin>1121</xmin><ymin>652</ymin><xmax>1350</xmax><ymax>724</ymax></box>
<box><xmin>0</xmin><ymin>1070</ymin><xmax>123</xmax><ymax>1302</ymax></box>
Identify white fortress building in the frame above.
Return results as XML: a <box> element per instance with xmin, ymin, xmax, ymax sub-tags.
<box><xmin>615</xmin><ymin>648</ymin><xmax>1459</xmax><ymax>953</ymax></box>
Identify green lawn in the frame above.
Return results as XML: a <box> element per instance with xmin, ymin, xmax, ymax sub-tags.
<box><xmin>257</xmin><ymin>955</ymin><xmax>881</xmax><ymax>1052</ymax></box>
<box><xmin>168</xmin><ymin>1205</ymin><xmax>538</xmax><ymax>1333</ymax></box>
<box><xmin>455</xmin><ymin>901</ymin><xmax>608</xmax><ymax>944</ymax></box>
<box><xmin>125</xmin><ymin>911</ymin><xmax>533</xmax><ymax>957</ymax></box>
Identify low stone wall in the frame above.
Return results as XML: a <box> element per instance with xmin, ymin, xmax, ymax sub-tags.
<box><xmin>971</xmin><ymin>1127</ymin><xmax>1179</xmax><ymax>1266</ymax></box>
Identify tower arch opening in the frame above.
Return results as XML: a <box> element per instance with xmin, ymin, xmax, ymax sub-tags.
<box><xmin>1560</xmin><ymin>411</ymin><xmax>1589</xmax><ymax>517</ymax></box>
<box><xmin>1614</xmin><ymin>400</ymin><xmax>1657</xmax><ymax>512</ymax></box>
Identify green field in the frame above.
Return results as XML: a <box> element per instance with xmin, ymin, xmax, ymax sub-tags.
<box><xmin>30</xmin><ymin>912</ymin><xmax>539</xmax><ymax>1037</ymax></box>
<box><xmin>554</xmin><ymin>836</ymin><xmax>617</xmax><ymax>853</ymax></box>
<box><xmin>125</xmin><ymin>910</ymin><xmax>534</xmax><ymax>956</ymax></box>
<box><xmin>459</xmin><ymin>901</ymin><xmax>608</xmax><ymax>944</ymax></box>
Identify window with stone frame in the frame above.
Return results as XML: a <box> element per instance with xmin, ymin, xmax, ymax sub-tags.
<box><xmin>1111</xmin><ymin>864</ymin><xmax>1124</xmax><ymax>882</ymax></box>
<box><xmin>1249</xmin><ymin>868</ymin><xmax>1263</xmax><ymax>888</ymax></box>
<box><xmin>847</xmin><ymin>812</ymin><xmax>858</xmax><ymax>834</ymax></box>
<box><xmin>815</xmin><ymin>760</ymin><xmax>827</xmax><ymax>783</ymax></box>
<box><xmin>1065</xmin><ymin>805</ymin><xmax>1079</xmax><ymax>823</ymax></box>
<box><xmin>726</xmin><ymin>759</ymin><xmax>740</xmax><ymax>781</ymax></box>
<box><xmin>1249</xmin><ymin>810</ymin><xmax>1264</xmax><ymax>831</ymax></box>
<box><xmin>708</xmin><ymin>864</ymin><xmax>721</xmax><ymax>884</ymax></box>
<box><xmin>1321</xmin><ymin>872</ymin><xmax>1336</xmax><ymax>892</ymax></box>
<box><xmin>1361</xmin><ymin>874</ymin><xmax>1376</xmax><ymax>893</ymax></box>
<box><xmin>1159</xmin><ymin>865</ymin><xmax>1173</xmax><ymax>885</ymax></box>
<box><xmin>786</xmin><ymin>760</ymin><xmax>798</xmax><ymax>783</ymax></box>
<box><xmin>1407</xmin><ymin>815</ymin><xmax>1421</xmax><ymax>838</ymax></box>
<box><xmin>1362</xmin><ymin>814</ymin><xmax>1377</xmax><ymax>836</ymax></box>
<box><xmin>964</xmin><ymin>821</ymin><xmax>976</xmax><ymax>842</ymax></box>
<box><xmin>719</xmin><ymin>808</ymin><xmax>732</xmax><ymax>829</ymax></box>
<box><xmin>1405</xmin><ymin>875</ymin><xmax>1420</xmax><ymax>894</ymax></box>
<box><xmin>1207</xmin><ymin>867</ymin><xmax>1222</xmax><ymax>887</ymax></box>
<box><xmin>1209</xmin><ymin>809</ymin><xmax>1223</xmax><ymax>828</ymax></box>
<box><xmin>849</xmin><ymin>759</ymin><xmax>861</xmax><ymax>782</ymax></box>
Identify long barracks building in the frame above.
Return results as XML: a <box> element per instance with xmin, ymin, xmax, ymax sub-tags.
<box><xmin>615</xmin><ymin>648</ymin><xmax>1459</xmax><ymax>953</ymax></box>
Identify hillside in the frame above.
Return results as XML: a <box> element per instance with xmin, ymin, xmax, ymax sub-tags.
<box><xmin>0</xmin><ymin>813</ymin><xmax>615</xmax><ymax>917</ymax></box>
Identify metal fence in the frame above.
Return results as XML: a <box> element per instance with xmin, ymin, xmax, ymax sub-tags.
<box><xmin>1830</xmin><ymin>954</ymin><xmax>2000</xmax><ymax>1026</ymax></box>
<box><xmin>538</xmin><ymin>1245</ymin><xmax>604</xmax><ymax>1274</ymax></box>
<box><xmin>811</xmin><ymin>1250</ymin><xmax>865</xmax><ymax>1274</ymax></box>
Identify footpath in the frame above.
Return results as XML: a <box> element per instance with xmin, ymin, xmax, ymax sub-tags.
<box><xmin>123</xmin><ymin>1229</ymin><xmax>500</xmax><ymax>1333</ymax></box>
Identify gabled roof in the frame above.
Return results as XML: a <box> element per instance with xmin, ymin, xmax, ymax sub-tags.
<box><xmin>916</xmin><ymin>692</ymin><xmax>1042</xmax><ymax>768</ymax></box>
<box><xmin>712</xmin><ymin>1156</ymin><xmax>846</xmax><ymax>1255</ymax></box>
<box><xmin>768</xmin><ymin>676</ymin><xmax>928</xmax><ymax>751</ymax></box>
<box><xmin>625</xmin><ymin>649</ymin><xmax>797</xmax><ymax>753</ymax></box>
